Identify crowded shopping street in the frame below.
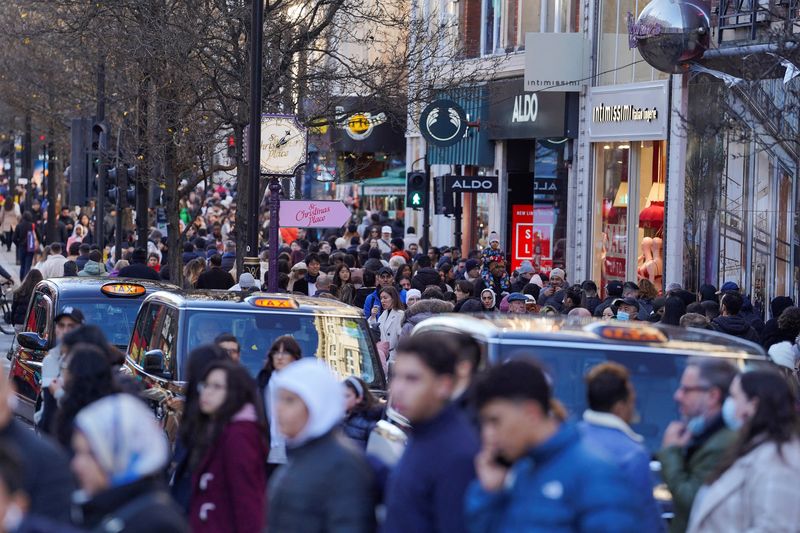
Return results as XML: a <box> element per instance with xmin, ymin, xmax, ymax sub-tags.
<box><xmin>1</xmin><ymin>0</ymin><xmax>800</xmax><ymax>531</ymax></box>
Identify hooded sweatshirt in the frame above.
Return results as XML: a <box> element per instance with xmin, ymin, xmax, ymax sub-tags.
<box><xmin>272</xmin><ymin>358</ymin><xmax>344</xmax><ymax>447</ymax></box>
<box><xmin>711</xmin><ymin>315</ymin><xmax>761</xmax><ymax>343</ymax></box>
<box><xmin>77</xmin><ymin>260</ymin><xmax>108</xmax><ymax>277</ymax></box>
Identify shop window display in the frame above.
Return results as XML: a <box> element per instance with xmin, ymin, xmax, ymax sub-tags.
<box><xmin>594</xmin><ymin>141</ymin><xmax>665</xmax><ymax>297</ymax></box>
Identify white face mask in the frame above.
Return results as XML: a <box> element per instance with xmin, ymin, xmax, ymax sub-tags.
<box><xmin>3</xmin><ymin>503</ymin><xmax>22</xmax><ymax>531</ymax></box>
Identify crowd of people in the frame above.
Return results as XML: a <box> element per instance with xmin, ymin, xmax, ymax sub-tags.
<box><xmin>0</xmin><ymin>318</ymin><xmax>796</xmax><ymax>532</ymax></box>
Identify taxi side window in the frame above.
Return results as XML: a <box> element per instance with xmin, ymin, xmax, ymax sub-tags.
<box><xmin>25</xmin><ymin>292</ymin><xmax>50</xmax><ymax>339</ymax></box>
<box><xmin>151</xmin><ymin>306</ymin><xmax>178</xmax><ymax>377</ymax></box>
<box><xmin>131</xmin><ymin>303</ymin><xmax>161</xmax><ymax>365</ymax></box>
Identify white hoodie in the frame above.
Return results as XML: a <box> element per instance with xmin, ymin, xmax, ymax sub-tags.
<box><xmin>272</xmin><ymin>358</ymin><xmax>345</xmax><ymax>448</ymax></box>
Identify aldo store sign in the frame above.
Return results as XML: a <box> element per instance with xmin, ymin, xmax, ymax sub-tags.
<box><xmin>586</xmin><ymin>81</ymin><xmax>669</xmax><ymax>141</ymax></box>
<box><xmin>487</xmin><ymin>78</ymin><xmax>578</xmax><ymax>140</ymax></box>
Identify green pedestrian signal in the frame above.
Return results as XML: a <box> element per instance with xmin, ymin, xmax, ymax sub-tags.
<box><xmin>406</xmin><ymin>171</ymin><xmax>428</xmax><ymax>210</ymax></box>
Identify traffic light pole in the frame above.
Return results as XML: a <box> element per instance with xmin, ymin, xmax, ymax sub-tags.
<box><xmin>95</xmin><ymin>61</ymin><xmax>106</xmax><ymax>251</ymax></box>
<box><xmin>422</xmin><ymin>159</ymin><xmax>430</xmax><ymax>253</ymax></box>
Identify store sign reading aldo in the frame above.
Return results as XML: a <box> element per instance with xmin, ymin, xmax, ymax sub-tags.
<box><xmin>593</xmin><ymin>103</ymin><xmax>658</xmax><ymax>124</ymax></box>
<box><xmin>512</xmin><ymin>93</ymin><xmax>538</xmax><ymax>123</ymax></box>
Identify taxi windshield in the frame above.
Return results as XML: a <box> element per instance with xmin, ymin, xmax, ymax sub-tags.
<box><xmin>67</xmin><ymin>298</ymin><xmax>143</xmax><ymax>347</ymax></box>
<box><xmin>184</xmin><ymin>311</ymin><xmax>382</xmax><ymax>389</ymax></box>
<box><xmin>498</xmin><ymin>344</ymin><xmax>763</xmax><ymax>453</ymax></box>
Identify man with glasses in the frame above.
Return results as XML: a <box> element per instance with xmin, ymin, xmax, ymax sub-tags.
<box><xmin>657</xmin><ymin>358</ymin><xmax>738</xmax><ymax>533</ymax></box>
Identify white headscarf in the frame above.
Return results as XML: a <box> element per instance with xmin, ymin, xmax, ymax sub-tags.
<box><xmin>273</xmin><ymin>358</ymin><xmax>344</xmax><ymax>447</ymax></box>
<box><xmin>75</xmin><ymin>394</ymin><xmax>169</xmax><ymax>487</ymax></box>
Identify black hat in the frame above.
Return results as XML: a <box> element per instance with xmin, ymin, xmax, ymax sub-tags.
<box><xmin>377</xmin><ymin>266</ymin><xmax>394</xmax><ymax>277</ymax></box>
<box><xmin>606</xmin><ymin>280</ymin><xmax>624</xmax><ymax>297</ymax></box>
<box><xmin>613</xmin><ymin>297</ymin><xmax>640</xmax><ymax>310</ymax></box>
<box><xmin>54</xmin><ymin>306</ymin><xmax>85</xmax><ymax>324</ymax></box>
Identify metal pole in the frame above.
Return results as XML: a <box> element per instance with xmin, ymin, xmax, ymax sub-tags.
<box><xmin>23</xmin><ymin>115</ymin><xmax>31</xmax><ymax>207</ymax></box>
<box><xmin>245</xmin><ymin>0</ymin><xmax>264</xmax><ymax>284</ymax></box>
<box><xmin>8</xmin><ymin>130</ymin><xmax>15</xmax><ymax>193</ymax></box>
<box><xmin>268</xmin><ymin>177</ymin><xmax>280</xmax><ymax>291</ymax></box>
<box><xmin>95</xmin><ymin>61</ymin><xmax>106</xmax><ymax>252</ymax></box>
<box><xmin>422</xmin><ymin>159</ymin><xmax>431</xmax><ymax>253</ymax></box>
<box><xmin>46</xmin><ymin>139</ymin><xmax>57</xmax><ymax>244</ymax></box>
<box><xmin>115</xmin><ymin>178</ymin><xmax>123</xmax><ymax>261</ymax></box>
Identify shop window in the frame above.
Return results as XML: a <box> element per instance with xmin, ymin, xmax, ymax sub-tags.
<box><xmin>776</xmin><ymin>168</ymin><xmax>792</xmax><ymax>298</ymax></box>
<box><xmin>750</xmin><ymin>153</ymin><xmax>772</xmax><ymax>318</ymax></box>
<box><xmin>593</xmin><ymin>141</ymin><xmax>665</xmax><ymax>296</ymax></box>
<box><xmin>719</xmin><ymin>141</ymin><xmax>748</xmax><ymax>288</ymax></box>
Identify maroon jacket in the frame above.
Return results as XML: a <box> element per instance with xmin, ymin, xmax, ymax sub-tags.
<box><xmin>190</xmin><ymin>405</ymin><xmax>268</xmax><ymax>532</ymax></box>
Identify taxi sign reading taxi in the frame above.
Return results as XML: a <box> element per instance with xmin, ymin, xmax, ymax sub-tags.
<box><xmin>279</xmin><ymin>200</ymin><xmax>351</xmax><ymax>228</ymax></box>
<box><xmin>101</xmin><ymin>283</ymin><xmax>147</xmax><ymax>297</ymax></box>
<box><xmin>248</xmin><ymin>297</ymin><xmax>298</xmax><ymax>309</ymax></box>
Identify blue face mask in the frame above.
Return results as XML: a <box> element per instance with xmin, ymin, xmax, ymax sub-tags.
<box><xmin>722</xmin><ymin>396</ymin><xmax>742</xmax><ymax>431</ymax></box>
<box><xmin>616</xmin><ymin>310</ymin><xmax>630</xmax><ymax>321</ymax></box>
<box><xmin>686</xmin><ymin>415</ymin><xmax>706</xmax><ymax>436</ymax></box>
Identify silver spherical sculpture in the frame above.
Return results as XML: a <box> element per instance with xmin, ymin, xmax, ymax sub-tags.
<box><xmin>629</xmin><ymin>0</ymin><xmax>710</xmax><ymax>73</ymax></box>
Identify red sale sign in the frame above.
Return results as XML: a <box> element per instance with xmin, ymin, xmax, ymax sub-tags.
<box><xmin>511</xmin><ymin>205</ymin><xmax>553</xmax><ymax>273</ymax></box>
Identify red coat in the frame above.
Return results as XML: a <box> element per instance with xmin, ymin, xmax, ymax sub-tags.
<box><xmin>189</xmin><ymin>407</ymin><xmax>268</xmax><ymax>533</ymax></box>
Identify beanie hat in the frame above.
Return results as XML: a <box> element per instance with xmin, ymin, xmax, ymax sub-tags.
<box><xmin>488</xmin><ymin>231</ymin><xmax>500</xmax><ymax>244</ymax></box>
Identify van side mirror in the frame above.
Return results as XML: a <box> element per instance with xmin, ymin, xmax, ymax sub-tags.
<box><xmin>143</xmin><ymin>349</ymin><xmax>170</xmax><ymax>378</ymax></box>
<box><xmin>17</xmin><ymin>332</ymin><xmax>48</xmax><ymax>351</ymax></box>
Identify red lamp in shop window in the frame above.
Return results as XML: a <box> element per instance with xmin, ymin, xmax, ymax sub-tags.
<box><xmin>639</xmin><ymin>181</ymin><xmax>665</xmax><ymax>228</ymax></box>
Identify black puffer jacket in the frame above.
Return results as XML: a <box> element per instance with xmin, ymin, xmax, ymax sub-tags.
<box><xmin>400</xmin><ymin>299</ymin><xmax>454</xmax><ymax>337</ymax></box>
<box><xmin>411</xmin><ymin>268</ymin><xmax>443</xmax><ymax>292</ymax></box>
<box><xmin>342</xmin><ymin>406</ymin><xmax>384</xmax><ymax>448</ymax></box>
<box><xmin>268</xmin><ymin>431</ymin><xmax>375</xmax><ymax>533</ymax></box>
<box><xmin>711</xmin><ymin>315</ymin><xmax>761</xmax><ymax>343</ymax></box>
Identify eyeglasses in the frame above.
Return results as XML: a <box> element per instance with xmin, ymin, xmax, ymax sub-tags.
<box><xmin>677</xmin><ymin>384</ymin><xmax>710</xmax><ymax>394</ymax></box>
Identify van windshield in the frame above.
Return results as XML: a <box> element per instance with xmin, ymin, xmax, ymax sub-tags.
<box><xmin>184</xmin><ymin>311</ymin><xmax>384</xmax><ymax>390</ymax></box>
<box><xmin>497</xmin><ymin>344</ymin><xmax>758</xmax><ymax>452</ymax></box>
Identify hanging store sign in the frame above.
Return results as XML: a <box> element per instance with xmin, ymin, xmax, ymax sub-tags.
<box><xmin>487</xmin><ymin>78</ymin><xmax>577</xmax><ymax>140</ymax></box>
<box><xmin>586</xmin><ymin>81</ymin><xmax>669</xmax><ymax>141</ymax></box>
<box><xmin>443</xmin><ymin>175</ymin><xmax>498</xmax><ymax>194</ymax></box>
<box><xmin>419</xmin><ymin>99</ymin><xmax>468</xmax><ymax>148</ymax></box>
<box><xmin>524</xmin><ymin>33</ymin><xmax>589</xmax><ymax>92</ymax></box>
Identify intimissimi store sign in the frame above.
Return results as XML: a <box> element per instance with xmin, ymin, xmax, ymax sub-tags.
<box><xmin>587</xmin><ymin>80</ymin><xmax>669</xmax><ymax>141</ymax></box>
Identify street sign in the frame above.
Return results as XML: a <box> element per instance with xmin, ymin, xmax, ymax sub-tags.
<box><xmin>443</xmin><ymin>175</ymin><xmax>498</xmax><ymax>194</ymax></box>
<box><xmin>419</xmin><ymin>100</ymin><xmax>468</xmax><ymax>147</ymax></box>
<box><xmin>279</xmin><ymin>200</ymin><xmax>350</xmax><ymax>228</ymax></box>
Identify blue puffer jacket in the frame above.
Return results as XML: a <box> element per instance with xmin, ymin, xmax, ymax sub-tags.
<box><xmin>342</xmin><ymin>407</ymin><xmax>384</xmax><ymax>449</ymax></box>
<box><xmin>465</xmin><ymin>423</ymin><xmax>641</xmax><ymax>533</ymax></box>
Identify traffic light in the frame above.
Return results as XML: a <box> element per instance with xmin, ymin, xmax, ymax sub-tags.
<box><xmin>406</xmin><ymin>171</ymin><xmax>428</xmax><ymax>210</ymax></box>
<box><xmin>106</xmin><ymin>166</ymin><xmax>119</xmax><ymax>204</ymax></box>
<box><xmin>125</xmin><ymin>166</ymin><xmax>137</xmax><ymax>205</ymax></box>
<box><xmin>227</xmin><ymin>135</ymin><xmax>236</xmax><ymax>158</ymax></box>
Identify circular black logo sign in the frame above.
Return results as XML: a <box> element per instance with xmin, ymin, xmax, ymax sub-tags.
<box><xmin>419</xmin><ymin>99</ymin><xmax>468</xmax><ymax>148</ymax></box>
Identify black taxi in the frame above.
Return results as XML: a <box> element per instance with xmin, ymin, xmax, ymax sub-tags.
<box><xmin>413</xmin><ymin>315</ymin><xmax>770</xmax><ymax>521</ymax></box>
<box><xmin>8</xmin><ymin>278</ymin><xmax>180</xmax><ymax>419</ymax></box>
<box><xmin>125</xmin><ymin>291</ymin><xmax>386</xmax><ymax>430</ymax></box>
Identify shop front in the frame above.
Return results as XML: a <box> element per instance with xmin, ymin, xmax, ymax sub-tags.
<box><xmin>486</xmin><ymin>78</ymin><xmax>578</xmax><ymax>273</ymax></box>
<box><xmin>586</xmin><ymin>80</ymin><xmax>669</xmax><ymax>296</ymax></box>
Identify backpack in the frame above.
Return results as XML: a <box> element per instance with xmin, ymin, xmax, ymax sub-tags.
<box><xmin>26</xmin><ymin>223</ymin><xmax>37</xmax><ymax>253</ymax></box>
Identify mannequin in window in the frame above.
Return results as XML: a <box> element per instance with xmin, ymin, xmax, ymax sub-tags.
<box><xmin>637</xmin><ymin>236</ymin><xmax>663</xmax><ymax>292</ymax></box>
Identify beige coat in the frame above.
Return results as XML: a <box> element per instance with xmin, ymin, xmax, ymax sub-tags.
<box><xmin>687</xmin><ymin>438</ymin><xmax>800</xmax><ymax>533</ymax></box>
<box><xmin>0</xmin><ymin>205</ymin><xmax>20</xmax><ymax>233</ymax></box>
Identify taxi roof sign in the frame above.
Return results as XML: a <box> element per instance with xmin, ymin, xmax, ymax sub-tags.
<box><xmin>101</xmin><ymin>283</ymin><xmax>147</xmax><ymax>297</ymax></box>
<box><xmin>248</xmin><ymin>297</ymin><xmax>298</xmax><ymax>309</ymax></box>
<box><xmin>594</xmin><ymin>324</ymin><xmax>667</xmax><ymax>343</ymax></box>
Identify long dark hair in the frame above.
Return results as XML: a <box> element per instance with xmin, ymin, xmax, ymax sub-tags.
<box><xmin>379</xmin><ymin>286</ymin><xmax>405</xmax><ymax>311</ymax></box>
<box><xmin>332</xmin><ymin>264</ymin><xmax>352</xmax><ymax>288</ymax></box>
<box><xmin>187</xmin><ymin>360</ymin><xmax>266</xmax><ymax>468</ymax></box>
<box><xmin>260</xmin><ymin>335</ymin><xmax>302</xmax><ymax>377</ymax></box>
<box><xmin>14</xmin><ymin>269</ymin><xmax>42</xmax><ymax>298</ymax></box>
<box><xmin>710</xmin><ymin>369</ymin><xmax>800</xmax><ymax>483</ymax></box>
<box><xmin>177</xmin><ymin>344</ymin><xmax>229</xmax><ymax>448</ymax></box>
<box><xmin>62</xmin><ymin>325</ymin><xmax>125</xmax><ymax>366</ymax></box>
<box><xmin>3</xmin><ymin>197</ymin><xmax>13</xmax><ymax>212</ymax></box>
<box><xmin>55</xmin><ymin>343</ymin><xmax>116</xmax><ymax>448</ymax></box>
<box><xmin>660</xmin><ymin>296</ymin><xmax>686</xmax><ymax>326</ymax></box>
<box><xmin>344</xmin><ymin>376</ymin><xmax>377</xmax><ymax>414</ymax></box>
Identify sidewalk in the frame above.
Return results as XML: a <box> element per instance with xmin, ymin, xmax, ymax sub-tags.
<box><xmin>0</xmin><ymin>247</ymin><xmax>21</xmax><ymax>285</ymax></box>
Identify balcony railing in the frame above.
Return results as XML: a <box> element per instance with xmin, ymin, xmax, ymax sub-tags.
<box><xmin>717</xmin><ymin>0</ymin><xmax>800</xmax><ymax>44</ymax></box>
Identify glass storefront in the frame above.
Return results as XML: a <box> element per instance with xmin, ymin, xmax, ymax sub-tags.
<box><xmin>593</xmin><ymin>140</ymin><xmax>666</xmax><ymax>296</ymax></box>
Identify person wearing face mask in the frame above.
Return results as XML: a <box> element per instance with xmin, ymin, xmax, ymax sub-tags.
<box><xmin>269</xmin><ymin>359</ymin><xmax>375</xmax><ymax>532</ymax></box>
<box><xmin>657</xmin><ymin>358</ymin><xmax>738</xmax><ymax>533</ymax></box>
<box><xmin>579</xmin><ymin>363</ymin><xmax>664</xmax><ymax>533</ymax></box>
<box><xmin>687</xmin><ymin>369</ymin><xmax>800</xmax><ymax>532</ymax></box>
<box><xmin>612</xmin><ymin>297</ymin><xmax>640</xmax><ymax>322</ymax></box>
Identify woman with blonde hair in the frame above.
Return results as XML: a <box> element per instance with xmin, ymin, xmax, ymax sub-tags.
<box><xmin>637</xmin><ymin>278</ymin><xmax>658</xmax><ymax>320</ymax></box>
<box><xmin>183</xmin><ymin>257</ymin><xmax>206</xmax><ymax>289</ymax></box>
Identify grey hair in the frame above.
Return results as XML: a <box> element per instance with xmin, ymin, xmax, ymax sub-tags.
<box><xmin>686</xmin><ymin>357</ymin><xmax>738</xmax><ymax>403</ymax></box>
